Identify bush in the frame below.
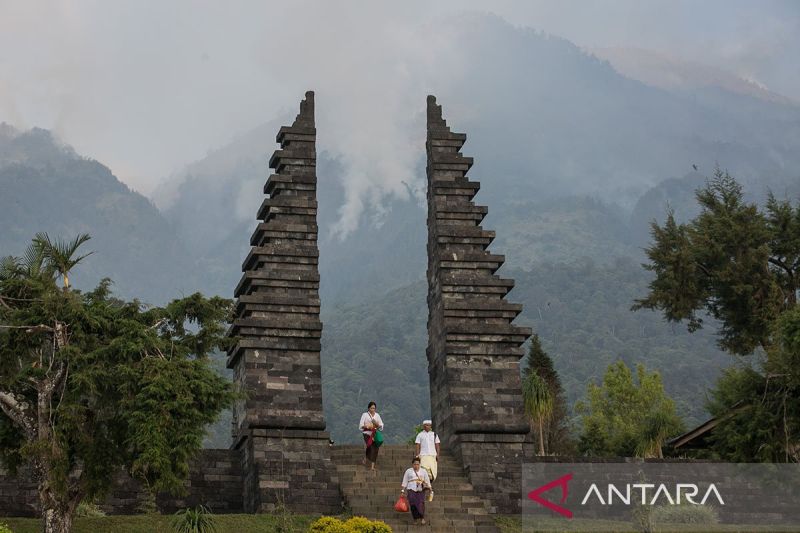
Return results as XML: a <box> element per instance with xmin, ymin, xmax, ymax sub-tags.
<box><xmin>652</xmin><ymin>504</ymin><xmax>719</xmax><ymax>525</ymax></box>
<box><xmin>308</xmin><ymin>516</ymin><xmax>392</xmax><ymax>533</ymax></box>
<box><xmin>308</xmin><ymin>517</ymin><xmax>350</xmax><ymax>533</ymax></box>
<box><xmin>0</xmin><ymin>522</ymin><xmax>11</xmax><ymax>533</ymax></box>
<box><xmin>172</xmin><ymin>505</ymin><xmax>217</xmax><ymax>533</ymax></box>
<box><xmin>75</xmin><ymin>500</ymin><xmax>107</xmax><ymax>517</ymax></box>
<box><xmin>343</xmin><ymin>516</ymin><xmax>392</xmax><ymax>533</ymax></box>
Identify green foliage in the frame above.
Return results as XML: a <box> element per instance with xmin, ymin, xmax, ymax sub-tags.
<box><xmin>322</xmin><ymin>281</ymin><xmax>429</xmax><ymax>445</ymax></box>
<box><xmin>522</xmin><ymin>372</ymin><xmax>553</xmax><ymax>456</ymax></box>
<box><xmin>32</xmin><ymin>232</ymin><xmax>93</xmax><ymax>288</ymax></box>
<box><xmin>75</xmin><ymin>501</ymin><xmax>106</xmax><ymax>518</ymax></box>
<box><xmin>577</xmin><ymin>361</ymin><xmax>684</xmax><ymax>457</ymax></box>
<box><xmin>0</xmin><ymin>522</ymin><xmax>12</xmax><ymax>533</ymax></box>
<box><xmin>171</xmin><ymin>505</ymin><xmax>217</xmax><ymax>533</ymax></box>
<box><xmin>635</xmin><ymin>169</ymin><xmax>798</xmax><ymax>355</ymax></box>
<box><xmin>0</xmin><ymin>234</ymin><xmax>235</xmax><ymax>527</ymax></box>
<box><xmin>317</xmin><ymin>256</ymin><xmax>728</xmax><ymax>446</ymax></box>
<box><xmin>633</xmin><ymin>171</ymin><xmax>800</xmax><ymax>461</ymax></box>
<box><xmin>2</xmin><ymin>513</ymin><xmax>321</xmax><ymax>533</ymax></box>
<box><xmin>0</xmin><ymin>415</ymin><xmax>23</xmax><ymax>474</ymax></box>
<box><xmin>522</xmin><ymin>336</ymin><xmax>572</xmax><ymax>454</ymax></box>
<box><xmin>342</xmin><ymin>516</ymin><xmax>392</xmax><ymax>533</ymax></box>
<box><xmin>510</xmin><ymin>257</ymin><xmax>729</xmax><ymax>430</ymax></box>
<box><xmin>307</xmin><ymin>516</ymin><xmax>391</xmax><ymax>533</ymax></box>
<box><xmin>650</xmin><ymin>503</ymin><xmax>719</xmax><ymax>526</ymax></box>
<box><xmin>704</xmin><ymin>307</ymin><xmax>800</xmax><ymax>462</ymax></box>
<box><xmin>307</xmin><ymin>516</ymin><xmax>350</xmax><ymax>533</ymax></box>
<box><xmin>406</xmin><ymin>424</ymin><xmax>423</xmax><ymax>445</ymax></box>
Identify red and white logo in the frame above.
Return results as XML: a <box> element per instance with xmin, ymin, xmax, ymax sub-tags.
<box><xmin>527</xmin><ymin>473</ymin><xmax>574</xmax><ymax>519</ymax></box>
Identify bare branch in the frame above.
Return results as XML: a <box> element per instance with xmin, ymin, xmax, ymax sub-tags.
<box><xmin>0</xmin><ymin>324</ymin><xmax>54</xmax><ymax>333</ymax></box>
<box><xmin>0</xmin><ymin>390</ymin><xmax>35</xmax><ymax>438</ymax></box>
<box><xmin>54</xmin><ymin>321</ymin><xmax>68</xmax><ymax>351</ymax></box>
<box><xmin>149</xmin><ymin>318</ymin><xmax>168</xmax><ymax>331</ymax></box>
<box><xmin>694</xmin><ymin>261</ymin><xmax>713</xmax><ymax>278</ymax></box>
<box><xmin>768</xmin><ymin>257</ymin><xmax>795</xmax><ymax>280</ymax></box>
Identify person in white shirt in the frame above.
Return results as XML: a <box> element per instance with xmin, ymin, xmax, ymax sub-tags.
<box><xmin>358</xmin><ymin>401</ymin><xmax>384</xmax><ymax>470</ymax></box>
<box><xmin>415</xmin><ymin>419</ymin><xmax>441</xmax><ymax>483</ymax></box>
<box><xmin>400</xmin><ymin>456</ymin><xmax>432</xmax><ymax>525</ymax></box>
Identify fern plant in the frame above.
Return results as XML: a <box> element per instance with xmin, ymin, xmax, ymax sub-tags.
<box><xmin>171</xmin><ymin>505</ymin><xmax>217</xmax><ymax>533</ymax></box>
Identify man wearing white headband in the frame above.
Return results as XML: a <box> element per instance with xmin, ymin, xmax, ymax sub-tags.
<box><xmin>415</xmin><ymin>419</ymin><xmax>440</xmax><ymax>483</ymax></box>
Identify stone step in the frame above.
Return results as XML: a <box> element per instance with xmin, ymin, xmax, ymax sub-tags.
<box><xmin>331</xmin><ymin>445</ymin><xmax>499</xmax><ymax>533</ymax></box>
<box><xmin>363</xmin><ymin>516</ymin><xmax>496</xmax><ymax>532</ymax></box>
<box><xmin>339</xmin><ymin>472</ymin><xmax>462</xmax><ymax>479</ymax></box>
<box><xmin>348</xmin><ymin>499</ymin><xmax>488</xmax><ymax>508</ymax></box>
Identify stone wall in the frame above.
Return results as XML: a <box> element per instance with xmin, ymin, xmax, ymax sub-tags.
<box><xmin>0</xmin><ymin>448</ymin><xmax>243</xmax><ymax>517</ymax></box>
<box><xmin>527</xmin><ymin>457</ymin><xmax>800</xmax><ymax>525</ymax></box>
<box><xmin>240</xmin><ymin>429</ymin><xmax>341</xmax><ymax>514</ymax></box>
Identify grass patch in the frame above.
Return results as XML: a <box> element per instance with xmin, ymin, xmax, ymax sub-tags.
<box><xmin>2</xmin><ymin>513</ymin><xmax>319</xmax><ymax>533</ymax></box>
<box><xmin>7</xmin><ymin>514</ymin><xmax>797</xmax><ymax>533</ymax></box>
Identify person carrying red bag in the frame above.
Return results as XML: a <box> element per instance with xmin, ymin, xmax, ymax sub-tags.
<box><xmin>400</xmin><ymin>456</ymin><xmax>432</xmax><ymax>525</ymax></box>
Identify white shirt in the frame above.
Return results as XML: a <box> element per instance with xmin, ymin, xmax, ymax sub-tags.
<box><xmin>415</xmin><ymin>430</ymin><xmax>440</xmax><ymax>456</ymax></box>
<box><xmin>401</xmin><ymin>467</ymin><xmax>431</xmax><ymax>492</ymax></box>
<box><xmin>359</xmin><ymin>412</ymin><xmax>384</xmax><ymax>435</ymax></box>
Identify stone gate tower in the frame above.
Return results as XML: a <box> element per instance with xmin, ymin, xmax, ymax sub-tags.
<box><xmin>425</xmin><ymin>95</ymin><xmax>532</xmax><ymax>513</ymax></box>
<box><xmin>227</xmin><ymin>91</ymin><xmax>340</xmax><ymax>513</ymax></box>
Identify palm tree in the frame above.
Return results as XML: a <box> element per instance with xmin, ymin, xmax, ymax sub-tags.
<box><xmin>522</xmin><ymin>372</ymin><xmax>554</xmax><ymax>456</ymax></box>
<box><xmin>33</xmin><ymin>233</ymin><xmax>93</xmax><ymax>289</ymax></box>
<box><xmin>636</xmin><ymin>410</ymin><xmax>681</xmax><ymax>458</ymax></box>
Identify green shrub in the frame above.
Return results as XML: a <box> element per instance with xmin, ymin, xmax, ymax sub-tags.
<box><xmin>343</xmin><ymin>516</ymin><xmax>392</xmax><ymax>533</ymax></box>
<box><xmin>75</xmin><ymin>500</ymin><xmax>107</xmax><ymax>517</ymax></box>
<box><xmin>0</xmin><ymin>522</ymin><xmax>12</xmax><ymax>533</ymax></box>
<box><xmin>172</xmin><ymin>505</ymin><xmax>217</xmax><ymax>533</ymax></box>
<box><xmin>652</xmin><ymin>504</ymin><xmax>719</xmax><ymax>526</ymax></box>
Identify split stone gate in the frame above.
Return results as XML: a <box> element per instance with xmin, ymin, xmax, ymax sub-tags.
<box><xmin>229</xmin><ymin>91</ymin><xmax>532</xmax><ymax>514</ymax></box>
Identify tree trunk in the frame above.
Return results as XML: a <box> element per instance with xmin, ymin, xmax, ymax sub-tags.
<box><xmin>34</xmin><ymin>367</ymin><xmax>81</xmax><ymax>533</ymax></box>
<box><xmin>537</xmin><ymin>419</ymin><xmax>545</xmax><ymax>456</ymax></box>
<box><xmin>38</xmin><ymin>476</ymin><xmax>81</xmax><ymax>533</ymax></box>
<box><xmin>42</xmin><ymin>503</ymin><xmax>74</xmax><ymax>533</ymax></box>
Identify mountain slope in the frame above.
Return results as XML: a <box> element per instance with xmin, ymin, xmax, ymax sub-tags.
<box><xmin>160</xmin><ymin>14</ymin><xmax>800</xmax><ymax>306</ymax></box>
<box><xmin>0</xmin><ymin>125</ymin><xmax>194</xmax><ymax>304</ymax></box>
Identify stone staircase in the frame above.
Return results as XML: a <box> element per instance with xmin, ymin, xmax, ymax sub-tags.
<box><xmin>330</xmin><ymin>445</ymin><xmax>499</xmax><ymax>532</ymax></box>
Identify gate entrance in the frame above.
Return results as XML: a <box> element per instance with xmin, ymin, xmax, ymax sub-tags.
<box><xmin>228</xmin><ymin>92</ymin><xmax>531</xmax><ymax>514</ymax></box>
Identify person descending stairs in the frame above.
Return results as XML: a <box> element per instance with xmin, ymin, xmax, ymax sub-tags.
<box><xmin>330</xmin><ymin>444</ymin><xmax>500</xmax><ymax>532</ymax></box>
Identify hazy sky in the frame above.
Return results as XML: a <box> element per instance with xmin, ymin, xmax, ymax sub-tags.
<box><xmin>1</xmin><ymin>1</ymin><xmax>798</xmax><ymax>231</ymax></box>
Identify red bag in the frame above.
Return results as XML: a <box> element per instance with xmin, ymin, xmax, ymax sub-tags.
<box><xmin>394</xmin><ymin>495</ymin><xmax>409</xmax><ymax>513</ymax></box>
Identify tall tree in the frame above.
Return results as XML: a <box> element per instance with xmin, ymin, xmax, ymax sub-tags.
<box><xmin>704</xmin><ymin>308</ymin><xmax>800</xmax><ymax>462</ymax></box>
<box><xmin>576</xmin><ymin>360</ymin><xmax>684</xmax><ymax>457</ymax></box>
<box><xmin>522</xmin><ymin>335</ymin><xmax>572</xmax><ymax>454</ymax></box>
<box><xmin>0</xmin><ymin>234</ymin><xmax>234</xmax><ymax>533</ymax></box>
<box><xmin>634</xmin><ymin>170</ymin><xmax>800</xmax><ymax>461</ymax></box>
<box><xmin>522</xmin><ymin>372</ymin><xmax>553</xmax><ymax>456</ymax></box>
<box><xmin>633</xmin><ymin>168</ymin><xmax>796</xmax><ymax>355</ymax></box>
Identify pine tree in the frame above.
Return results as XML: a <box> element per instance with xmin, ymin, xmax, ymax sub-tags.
<box><xmin>522</xmin><ymin>335</ymin><xmax>572</xmax><ymax>454</ymax></box>
<box><xmin>634</xmin><ymin>170</ymin><xmax>800</xmax><ymax>461</ymax></box>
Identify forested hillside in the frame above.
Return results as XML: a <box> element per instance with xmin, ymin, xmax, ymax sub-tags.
<box><xmin>317</xmin><ymin>258</ymin><xmax>729</xmax><ymax>445</ymax></box>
